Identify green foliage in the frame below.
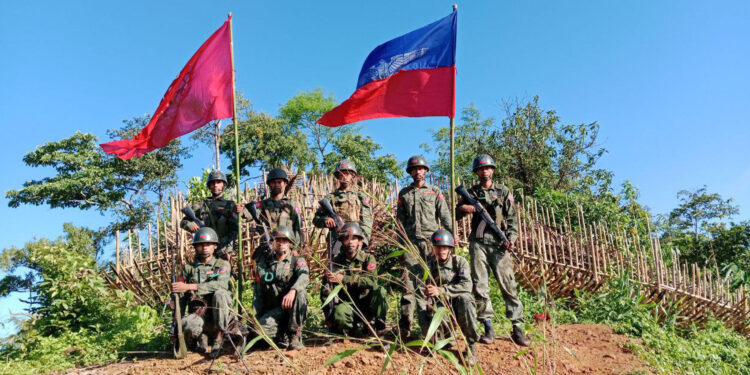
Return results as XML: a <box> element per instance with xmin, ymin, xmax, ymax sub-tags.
<box><xmin>425</xmin><ymin>96</ymin><xmax>609</xmax><ymax>195</ymax></box>
<box><xmin>185</xmin><ymin>169</ymin><xmax>211</xmax><ymax>203</ymax></box>
<box><xmin>668</xmin><ymin>186</ymin><xmax>739</xmax><ymax>239</ymax></box>
<box><xmin>223</xmin><ymin>90</ymin><xmax>401</xmax><ymax>183</ymax></box>
<box><xmin>0</xmin><ymin>225</ymin><xmax>167</xmax><ymax>374</ymax></box>
<box><xmin>5</xmin><ymin>117</ymin><xmax>188</xmax><ymax>234</ymax></box>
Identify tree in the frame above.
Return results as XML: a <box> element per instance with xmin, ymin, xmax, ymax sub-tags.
<box><xmin>669</xmin><ymin>186</ymin><xmax>739</xmax><ymax>239</ymax></box>
<box><xmin>219</xmin><ymin>96</ymin><xmax>314</xmax><ymax>177</ymax></box>
<box><xmin>5</xmin><ymin>116</ymin><xmax>188</xmax><ymax>235</ymax></box>
<box><xmin>279</xmin><ymin>89</ymin><xmax>355</xmax><ymax>174</ymax></box>
<box><xmin>223</xmin><ymin>90</ymin><xmax>402</xmax><ymax>183</ymax></box>
<box><xmin>422</xmin><ymin>103</ymin><xmax>495</xmax><ymax>184</ymax></box>
<box><xmin>323</xmin><ymin>132</ymin><xmax>403</xmax><ymax>182</ymax></box>
<box><xmin>425</xmin><ymin>97</ymin><xmax>609</xmax><ymax>195</ymax></box>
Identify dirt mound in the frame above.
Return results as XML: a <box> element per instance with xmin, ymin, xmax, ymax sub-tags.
<box><xmin>67</xmin><ymin>324</ymin><xmax>650</xmax><ymax>375</ymax></box>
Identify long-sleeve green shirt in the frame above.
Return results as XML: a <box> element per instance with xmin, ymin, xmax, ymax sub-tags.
<box><xmin>253</xmin><ymin>253</ymin><xmax>309</xmax><ymax>312</ymax></box>
<box><xmin>181</xmin><ymin>257</ymin><xmax>232</xmax><ymax>296</ymax></box>
<box><xmin>313</xmin><ymin>189</ymin><xmax>373</xmax><ymax>244</ymax></box>
<box><xmin>397</xmin><ymin>183</ymin><xmax>454</xmax><ymax>242</ymax></box>
<box><xmin>426</xmin><ymin>255</ymin><xmax>473</xmax><ymax>298</ymax></box>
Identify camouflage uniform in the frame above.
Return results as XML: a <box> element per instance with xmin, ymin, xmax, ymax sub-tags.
<box><xmin>256</xmin><ymin>197</ymin><xmax>304</xmax><ymax>247</ymax></box>
<box><xmin>456</xmin><ymin>183</ymin><xmax>523</xmax><ymax>325</ymax></box>
<box><xmin>321</xmin><ymin>250</ymin><xmax>387</xmax><ymax>334</ymax></box>
<box><xmin>252</xmin><ymin>252</ymin><xmax>309</xmax><ymax>342</ymax></box>
<box><xmin>313</xmin><ymin>189</ymin><xmax>373</xmax><ymax>256</ymax></box>
<box><xmin>396</xmin><ymin>183</ymin><xmax>454</xmax><ymax>331</ymax></box>
<box><xmin>180</xmin><ymin>257</ymin><xmax>233</xmax><ymax>342</ymax></box>
<box><xmin>418</xmin><ymin>254</ymin><xmax>480</xmax><ymax>344</ymax></box>
<box><xmin>180</xmin><ymin>197</ymin><xmax>238</xmax><ymax>257</ymax></box>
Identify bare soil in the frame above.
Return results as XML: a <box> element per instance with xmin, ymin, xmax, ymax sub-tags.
<box><xmin>66</xmin><ymin>323</ymin><xmax>650</xmax><ymax>375</ymax></box>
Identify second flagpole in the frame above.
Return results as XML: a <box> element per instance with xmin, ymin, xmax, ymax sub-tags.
<box><xmin>228</xmin><ymin>12</ymin><xmax>245</xmax><ymax>302</ymax></box>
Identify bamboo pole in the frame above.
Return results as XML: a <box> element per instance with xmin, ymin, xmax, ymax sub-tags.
<box><xmin>228</xmin><ymin>12</ymin><xmax>245</xmax><ymax>301</ymax></box>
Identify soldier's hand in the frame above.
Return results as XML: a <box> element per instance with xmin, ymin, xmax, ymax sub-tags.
<box><xmin>325</xmin><ymin>217</ymin><xmax>336</xmax><ymax>228</ymax></box>
<box><xmin>504</xmin><ymin>241</ymin><xmax>515</xmax><ymax>251</ymax></box>
<box><xmin>327</xmin><ymin>272</ymin><xmax>343</xmax><ymax>283</ymax></box>
<box><xmin>235</xmin><ymin>203</ymin><xmax>244</xmax><ymax>214</ymax></box>
<box><xmin>425</xmin><ymin>285</ymin><xmax>441</xmax><ymax>298</ymax></box>
<box><xmin>459</xmin><ymin>204</ymin><xmax>475</xmax><ymax>214</ymax></box>
<box><xmin>172</xmin><ymin>282</ymin><xmax>196</xmax><ymax>293</ymax></box>
<box><xmin>281</xmin><ymin>289</ymin><xmax>297</xmax><ymax>310</ymax></box>
<box><xmin>188</xmin><ymin>222</ymin><xmax>200</xmax><ymax>233</ymax></box>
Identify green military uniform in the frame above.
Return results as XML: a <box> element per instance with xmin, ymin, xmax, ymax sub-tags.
<box><xmin>456</xmin><ymin>183</ymin><xmax>523</xmax><ymax>325</ymax></box>
<box><xmin>180</xmin><ymin>257</ymin><xmax>233</xmax><ymax>343</ymax></box>
<box><xmin>256</xmin><ymin>197</ymin><xmax>304</xmax><ymax>247</ymax></box>
<box><xmin>396</xmin><ymin>183</ymin><xmax>454</xmax><ymax>332</ymax></box>
<box><xmin>313</xmin><ymin>189</ymin><xmax>373</xmax><ymax>254</ymax></box>
<box><xmin>418</xmin><ymin>254</ymin><xmax>480</xmax><ymax>344</ymax></box>
<box><xmin>252</xmin><ymin>252</ymin><xmax>309</xmax><ymax>342</ymax></box>
<box><xmin>180</xmin><ymin>197</ymin><xmax>238</xmax><ymax>256</ymax></box>
<box><xmin>321</xmin><ymin>250</ymin><xmax>387</xmax><ymax>334</ymax></box>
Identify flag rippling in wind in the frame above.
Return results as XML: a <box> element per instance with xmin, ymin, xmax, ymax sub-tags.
<box><xmin>100</xmin><ymin>16</ymin><xmax>234</xmax><ymax>160</ymax></box>
<box><xmin>317</xmin><ymin>11</ymin><xmax>457</xmax><ymax>127</ymax></box>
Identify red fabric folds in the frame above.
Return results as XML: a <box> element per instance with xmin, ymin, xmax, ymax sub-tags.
<box><xmin>100</xmin><ymin>17</ymin><xmax>234</xmax><ymax>159</ymax></box>
<box><xmin>317</xmin><ymin>66</ymin><xmax>455</xmax><ymax>127</ymax></box>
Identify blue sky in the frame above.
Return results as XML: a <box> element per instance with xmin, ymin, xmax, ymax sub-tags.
<box><xmin>1</xmin><ymin>1</ymin><xmax>748</xmax><ymax>337</ymax></box>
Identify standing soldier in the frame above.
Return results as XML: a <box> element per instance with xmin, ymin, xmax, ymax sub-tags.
<box><xmin>456</xmin><ymin>154</ymin><xmax>529</xmax><ymax>346</ymax></box>
<box><xmin>396</xmin><ymin>155</ymin><xmax>454</xmax><ymax>337</ymax></box>
<box><xmin>313</xmin><ymin>159</ymin><xmax>373</xmax><ymax>258</ymax></box>
<box><xmin>321</xmin><ymin>222</ymin><xmax>387</xmax><ymax>336</ymax></box>
<box><xmin>420</xmin><ymin>229</ymin><xmax>480</xmax><ymax>365</ymax></box>
<box><xmin>246</xmin><ymin>168</ymin><xmax>305</xmax><ymax>257</ymax></box>
<box><xmin>180</xmin><ymin>170</ymin><xmax>238</xmax><ymax>259</ymax></box>
<box><xmin>252</xmin><ymin>226</ymin><xmax>309</xmax><ymax>350</ymax></box>
<box><xmin>172</xmin><ymin>227</ymin><xmax>234</xmax><ymax>358</ymax></box>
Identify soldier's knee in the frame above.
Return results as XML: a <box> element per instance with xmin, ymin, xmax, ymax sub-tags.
<box><xmin>213</xmin><ymin>289</ymin><xmax>232</xmax><ymax>305</ymax></box>
<box><xmin>183</xmin><ymin>314</ymin><xmax>204</xmax><ymax>338</ymax></box>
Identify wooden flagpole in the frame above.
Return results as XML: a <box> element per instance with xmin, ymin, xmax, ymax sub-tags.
<box><xmin>228</xmin><ymin>12</ymin><xmax>244</xmax><ymax>299</ymax></box>
<box><xmin>449</xmin><ymin>4</ymin><xmax>458</xmax><ymax>228</ymax></box>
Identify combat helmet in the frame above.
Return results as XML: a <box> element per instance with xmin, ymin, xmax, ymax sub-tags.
<box><xmin>472</xmin><ymin>154</ymin><xmax>496</xmax><ymax>172</ymax></box>
<box><xmin>430</xmin><ymin>229</ymin><xmax>455</xmax><ymax>248</ymax></box>
<box><xmin>266</xmin><ymin>168</ymin><xmax>289</xmax><ymax>184</ymax></box>
<box><xmin>207</xmin><ymin>170</ymin><xmax>228</xmax><ymax>187</ymax></box>
<box><xmin>338</xmin><ymin>222</ymin><xmax>365</xmax><ymax>239</ymax></box>
<box><xmin>406</xmin><ymin>155</ymin><xmax>430</xmax><ymax>173</ymax></box>
<box><xmin>193</xmin><ymin>227</ymin><xmax>220</xmax><ymax>245</ymax></box>
<box><xmin>271</xmin><ymin>225</ymin><xmax>298</xmax><ymax>246</ymax></box>
<box><xmin>334</xmin><ymin>159</ymin><xmax>357</xmax><ymax>176</ymax></box>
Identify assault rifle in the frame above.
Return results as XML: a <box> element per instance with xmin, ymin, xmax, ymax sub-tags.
<box><xmin>455</xmin><ymin>185</ymin><xmax>521</xmax><ymax>263</ymax></box>
<box><xmin>171</xmin><ymin>257</ymin><xmax>187</xmax><ymax>359</ymax></box>
<box><xmin>181</xmin><ymin>206</ymin><xmax>205</xmax><ymax>228</ymax></box>
<box><xmin>319</xmin><ymin>198</ymin><xmax>344</xmax><ymax>321</ymax></box>
<box><xmin>247</xmin><ymin>202</ymin><xmax>272</xmax><ymax>260</ymax></box>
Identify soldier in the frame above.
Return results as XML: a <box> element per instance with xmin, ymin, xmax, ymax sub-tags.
<box><xmin>313</xmin><ymin>159</ymin><xmax>373</xmax><ymax>258</ymax></box>
<box><xmin>419</xmin><ymin>229</ymin><xmax>479</xmax><ymax>365</ymax></box>
<box><xmin>171</xmin><ymin>227</ymin><xmax>233</xmax><ymax>358</ymax></box>
<box><xmin>396</xmin><ymin>155</ymin><xmax>454</xmax><ymax>337</ymax></box>
<box><xmin>246</xmin><ymin>168</ymin><xmax>304</xmax><ymax>258</ymax></box>
<box><xmin>252</xmin><ymin>226</ymin><xmax>309</xmax><ymax>350</ymax></box>
<box><xmin>180</xmin><ymin>170</ymin><xmax>239</xmax><ymax>259</ymax></box>
<box><xmin>456</xmin><ymin>154</ymin><xmax>529</xmax><ymax>346</ymax></box>
<box><xmin>321</xmin><ymin>222</ymin><xmax>387</xmax><ymax>336</ymax></box>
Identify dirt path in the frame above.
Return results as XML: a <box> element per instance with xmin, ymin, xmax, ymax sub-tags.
<box><xmin>67</xmin><ymin>324</ymin><xmax>650</xmax><ymax>375</ymax></box>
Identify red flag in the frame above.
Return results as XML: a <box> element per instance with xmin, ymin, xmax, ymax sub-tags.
<box><xmin>101</xmin><ymin>16</ymin><xmax>234</xmax><ymax>159</ymax></box>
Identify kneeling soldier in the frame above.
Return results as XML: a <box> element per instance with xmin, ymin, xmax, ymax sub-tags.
<box><xmin>419</xmin><ymin>229</ymin><xmax>480</xmax><ymax>365</ymax></box>
<box><xmin>321</xmin><ymin>222</ymin><xmax>388</xmax><ymax>336</ymax></box>
<box><xmin>252</xmin><ymin>226</ymin><xmax>309</xmax><ymax>350</ymax></box>
<box><xmin>171</xmin><ymin>227</ymin><xmax>233</xmax><ymax>358</ymax></box>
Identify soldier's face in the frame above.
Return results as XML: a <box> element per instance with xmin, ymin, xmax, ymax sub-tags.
<box><xmin>274</xmin><ymin>238</ymin><xmax>291</xmax><ymax>253</ymax></box>
<box><xmin>432</xmin><ymin>245</ymin><xmax>451</xmax><ymax>263</ymax></box>
<box><xmin>409</xmin><ymin>166</ymin><xmax>428</xmax><ymax>181</ymax></box>
<box><xmin>476</xmin><ymin>166</ymin><xmax>494</xmax><ymax>181</ymax></box>
<box><xmin>335</xmin><ymin>170</ymin><xmax>355</xmax><ymax>185</ymax></box>
<box><xmin>342</xmin><ymin>235</ymin><xmax>361</xmax><ymax>254</ymax></box>
<box><xmin>195</xmin><ymin>242</ymin><xmax>216</xmax><ymax>260</ymax></box>
<box><xmin>269</xmin><ymin>179</ymin><xmax>286</xmax><ymax>196</ymax></box>
<box><xmin>208</xmin><ymin>180</ymin><xmax>225</xmax><ymax>196</ymax></box>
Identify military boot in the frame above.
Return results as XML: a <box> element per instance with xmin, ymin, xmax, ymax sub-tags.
<box><xmin>209</xmin><ymin>331</ymin><xmax>223</xmax><ymax>358</ymax></box>
<box><xmin>288</xmin><ymin>328</ymin><xmax>303</xmax><ymax>350</ymax></box>
<box><xmin>479</xmin><ymin>320</ymin><xmax>495</xmax><ymax>344</ymax></box>
<box><xmin>511</xmin><ymin>325</ymin><xmax>530</xmax><ymax>347</ymax></box>
<box><xmin>465</xmin><ymin>342</ymin><xmax>478</xmax><ymax>366</ymax></box>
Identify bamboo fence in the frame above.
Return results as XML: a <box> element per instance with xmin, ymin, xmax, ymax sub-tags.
<box><xmin>102</xmin><ymin>173</ymin><xmax>750</xmax><ymax>336</ymax></box>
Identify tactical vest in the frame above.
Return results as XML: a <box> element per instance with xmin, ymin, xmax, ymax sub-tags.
<box><xmin>332</xmin><ymin>191</ymin><xmax>362</xmax><ymax>223</ymax></box>
<box><xmin>261</xmin><ymin>198</ymin><xmax>295</xmax><ymax>229</ymax></box>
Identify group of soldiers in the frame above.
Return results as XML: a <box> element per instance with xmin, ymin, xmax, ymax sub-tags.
<box><xmin>171</xmin><ymin>154</ymin><xmax>530</xmax><ymax>364</ymax></box>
